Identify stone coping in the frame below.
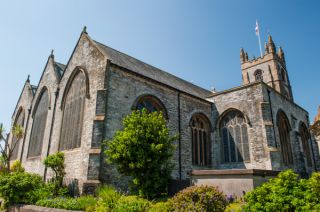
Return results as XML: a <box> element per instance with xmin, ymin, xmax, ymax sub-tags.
<box><xmin>192</xmin><ymin>169</ymin><xmax>280</xmax><ymax>177</ymax></box>
<box><xmin>9</xmin><ymin>204</ymin><xmax>83</xmax><ymax>212</ymax></box>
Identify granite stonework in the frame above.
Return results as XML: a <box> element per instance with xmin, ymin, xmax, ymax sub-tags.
<box><xmin>8</xmin><ymin>30</ymin><xmax>320</xmax><ymax>196</ymax></box>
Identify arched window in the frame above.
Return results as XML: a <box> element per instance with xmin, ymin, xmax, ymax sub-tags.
<box><xmin>59</xmin><ymin>71</ymin><xmax>87</xmax><ymax>150</ymax></box>
<box><xmin>28</xmin><ymin>89</ymin><xmax>49</xmax><ymax>157</ymax></box>
<box><xmin>133</xmin><ymin>95</ymin><xmax>167</xmax><ymax>118</ymax></box>
<box><xmin>220</xmin><ymin>110</ymin><xmax>250</xmax><ymax>163</ymax></box>
<box><xmin>277</xmin><ymin>111</ymin><xmax>293</xmax><ymax>166</ymax></box>
<box><xmin>11</xmin><ymin>108</ymin><xmax>25</xmax><ymax>160</ymax></box>
<box><xmin>254</xmin><ymin>69</ymin><xmax>263</xmax><ymax>81</ymax></box>
<box><xmin>299</xmin><ymin>123</ymin><xmax>312</xmax><ymax>167</ymax></box>
<box><xmin>191</xmin><ymin>114</ymin><xmax>211</xmax><ymax>166</ymax></box>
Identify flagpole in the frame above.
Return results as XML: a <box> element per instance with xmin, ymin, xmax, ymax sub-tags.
<box><xmin>256</xmin><ymin>20</ymin><xmax>263</xmax><ymax>58</ymax></box>
<box><xmin>257</xmin><ymin>29</ymin><xmax>262</xmax><ymax>57</ymax></box>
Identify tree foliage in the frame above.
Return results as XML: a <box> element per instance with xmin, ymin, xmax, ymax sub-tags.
<box><xmin>105</xmin><ymin>109</ymin><xmax>176</xmax><ymax>199</ymax></box>
<box><xmin>0</xmin><ymin>123</ymin><xmax>24</xmax><ymax>172</ymax></box>
<box><xmin>244</xmin><ymin>170</ymin><xmax>320</xmax><ymax>211</ymax></box>
<box><xmin>43</xmin><ymin>152</ymin><xmax>66</xmax><ymax>196</ymax></box>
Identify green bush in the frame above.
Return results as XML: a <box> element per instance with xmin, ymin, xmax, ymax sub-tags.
<box><xmin>105</xmin><ymin>109</ymin><xmax>176</xmax><ymax>199</ymax></box>
<box><xmin>171</xmin><ymin>185</ymin><xmax>227</xmax><ymax>212</ymax></box>
<box><xmin>0</xmin><ymin>172</ymin><xmax>45</xmax><ymax>205</ymax></box>
<box><xmin>225</xmin><ymin>202</ymin><xmax>244</xmax><ymax>212</ymax></box>
<box><xmin>36</xmin><ymin>196</ymin><xmax>96</xmax><ymax>211</ymax></box>
<box><xmin>10</xmin><ymin>160</ymin><xmax>25</xmax><ymax>172</ymax></box>
<box><xmin>113</xmin><ymin>195</ymin><xmax>151</xmax><ymax>212</ymax></box>
<box><xmin>149</xmin><ymin>201</ymin><xmax>173</xmax><ymax>212</ymax></box>
<box><xmin>43</xmin><ymin>152</ymin><xmax>65</xmax><ymax>196</ymax></box>
<box><xmin>94</xmin><ymin>185</ymin><xmax>122</xmax><ymax>212</ymax></box>
<box><xmin>243</xmin><ymin>170</ymin><xmax>320</xmax><ymax>211</ymax></box>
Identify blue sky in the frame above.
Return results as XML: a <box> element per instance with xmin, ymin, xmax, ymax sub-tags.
<box><xmin>1</xmin><ymin>0</ymin><xmax>319</xmax><ymax>130</ymax></box>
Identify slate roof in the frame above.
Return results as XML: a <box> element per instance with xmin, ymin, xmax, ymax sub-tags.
<box><xmin>54</xmin><ymin>62</ymin><xmax>66</xmax><ymax>79</ymax></box>
<box><xmin>94</xmin><ymin>40</ymin><xmax>212</xmax><ymax>99</ymax></box>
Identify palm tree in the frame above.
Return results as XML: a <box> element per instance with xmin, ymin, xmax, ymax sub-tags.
<box><xmin>0</xmin><ymin>123</ymin><xmax>24</xmax><ymax>172</ymax></box>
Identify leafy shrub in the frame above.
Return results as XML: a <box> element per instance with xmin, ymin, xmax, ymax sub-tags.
<box><xmin>113</xmin><ymin>195</ymin><xmax>151</xmax><ymax>212</ymax></box>
<box><xmin>244</xmin><ymin>170</ymin><xmax>320</xmax><ymax>211</ymax></box>
<box><xmin>43</xmin><ymin>152</ymin><xmax>65</xmax><ymax>196</ymax></box>
<box><xmin>171</xmin><ymin>185</ymin><xmax>227</xmax><ymax>212</ymax></box>
<box><xmin>149</xmin><ymin>201</ymin><xmax>173</xmax><ymax>212</ymax></box>
<box><xmin>10</xmin><ymin>160</ymin><xmax>24</xmax><ymax>172</ymax></box>
<box><xmin>94</xmin><ymin>185</ymin><xmax>122</xmax><ymax>212</ymax></box>
<box><xmin>225</xmin><ymin>202</ymin><xmax>244</xmax><ymax>212</ymax></box>
<box><xmin>0</xmin><ymin>172</ymin><xmax>44</xmax><ymax>205</ymax></box>
<box><xmin>105</xmin><ymin>109</ymin><xmax>176</xmax><ymax>199</ymax></box>
<box><xmin>36</xmin><ymin>196</ymin><xmax>96</xmax><ymax>211</ymax></box>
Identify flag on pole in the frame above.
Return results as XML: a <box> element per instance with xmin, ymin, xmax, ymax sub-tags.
<box><xmin>255</xmin><ymin>20</ymin><xmax>259</xmax><ymax>36</ymax></box>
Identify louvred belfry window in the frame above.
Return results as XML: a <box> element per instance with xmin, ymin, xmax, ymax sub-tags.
<box><xmin>220</xmin><ymin>110</ymin><xmax>250</xmax><ymax>163</ymax></box>
<box><xmin>28</xmin><ymin>90</ymin><xmax>49</xmax><ymax>157</ymax></box>
<box><xmin>11</xmin><ymin>109</ymin><xmax>25</xmax><ymax>160</ymax></box>
<box><xmin>277</xmin><ymin>111</ymin><xmax>293</xmax><ymax>166</ymax></box>
<box><xmin>191</xmin><ymin>114</ymin><xmax>211</xmax><ymax>166</ymax></box>
<box><xmin>59</xmin><ymin>71</ymin><xmax>86</xmax><ymax>151</ymax></box>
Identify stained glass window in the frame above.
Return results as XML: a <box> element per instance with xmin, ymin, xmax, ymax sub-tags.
<box><xmin>299</xmin><ymin>123</ymin><xmax>312</xmax><ymax>167</ymax></box>
<box><xmin>135</xmin><ymin>95</ymin><xmax>167</xmax><ymax>118</ymax></box>
<box><xmin>11</xmin><ymin>108</ymin><xmax>25</xmax><ymax>160</ymax></box>
<box><xmin>220</xmin><ymin>110</ymin><xmax>250</xmax><ymax>163</ymax></box>
<box><xmin>277</xmin><ymin>111</ymin><xmax>293</xmax><ymax>166</ymax></box>
<box><xmin>59</xmin><ymin>71</ymin><xmax>87</xmax><ymax>151</ymax></box>
<box><xmin>191</xmin><ymin>114</ymin><xmax>211</xmax><ymax>166</ymax></box>
<box><xmin>28</xmin><ymin>89</ymin><xmax>49</xmax><ymax>157</ymax></box>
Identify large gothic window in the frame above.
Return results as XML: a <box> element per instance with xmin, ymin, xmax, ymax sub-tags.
<box><xmin>28</xmin><ymin>89</ymin><xmax>49</xmax><ymax>157</ymax></box>
<box><xmin>11</xmin><ymin>108</ymin><xmax>25</xmax><ymax>160</ymax></box>
<box><xmin>134</xmin><ymin>95</ymin><xmax>167</xmax><ymax>118</ymax></box>
<box><xmin>299</xmin><ymin>123</ymin><xmax>312</xmax><ymax>167</ymax></box>
<box><xmin>220</xmin><ymin>110</ymin><xmax>250</xmax><ymax>163</ymax></box>
<box><xmin>191</xmin><ymin>114</ymin><xmax>211</xmax><ymax>166</ymax></box>
<box><xmin>277</xmin><ymin>111</ymin><xmax>293</xmax><ymax>166</ymax></box>
<box><xmin>59</xmin><ymin>71</ymin><xmax>87</xmax><ymax>151</ymax></box>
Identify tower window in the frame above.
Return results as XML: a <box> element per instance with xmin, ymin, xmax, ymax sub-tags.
<box><xmin>254</xmin><ymin>69</ymin><xmax>263</xmax><ymax>81</ymax></box>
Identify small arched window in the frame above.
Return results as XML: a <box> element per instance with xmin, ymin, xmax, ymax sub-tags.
<box><xmin>59</xmin><ymin>70</ymin><xmax>87</xmax><ymax>151</ymax></box>
<box><xmin>133</xmin><ymin>95</ymin><xmax>167</xmax><ymax>118</ymax></box>
<box><xmin>11</xmin><ymin>108</ymin><xmax>25</xmax><ymax>160</ymax></box>
<box><xmin>299</xmin><ymin>123</ymin><xmax>312</xmax><ymax>167</ymax></box>
<box><xmin>254</xmin><ymin>69</ymin><xmax>263</xmax><ymax>81</ymax></box>
<box><xmin>277</xmin><ymin>111</ymin><xmax>293</xmax><ymax>166</ymax></box>
<box><xmin>28</xmin><ymin>89</ymin><xmax>49</xmax><ymax>157</ymax></box>
<box><xmin>191</xmin><ymin>114</ymin><xmax>211</xmax><ymax>166</ymax></box>
<box><xmin>220</xmin><ymin>110</ymin><xmax>250</xmax><ymax>163</ymax></box>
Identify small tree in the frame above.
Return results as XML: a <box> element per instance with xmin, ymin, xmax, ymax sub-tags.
<box><xmin>0</xmin><ymin>123</ymin><xmax>24</xmax><ymax>172</ymax></box>
<box><xmin>105</xmin><ymin>109</ymin><xmax>176</xmax><ymax>199</ymax></box>
<box><xmin>44</xmin><ymin>152</ymin><xmax>66</xmax><ymax>196</ymax></box>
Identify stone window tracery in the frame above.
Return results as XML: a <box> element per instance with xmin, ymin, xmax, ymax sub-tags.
<box><xmin>220</xmin><ymin>110</ymin><xmax>250</xmax><ymax>163</ymax></box>
<box><xmin>28</xmin><ymin>89</ymin><xmax>49</xmax><ymax>157</ymax></box>
<box><xmin>59</xmin><ymin>71</ymin><xmax>86</xmax><ymax>151</ymax></box>
<box><xmin>277</xmin><ymin>111</ymin><xmax>293</xmax><ymax>166</ymax></box>
<box><xmin>191</xmin><ymin>114</ymin><xmax>211</xmax><ymax>166</ymax></box>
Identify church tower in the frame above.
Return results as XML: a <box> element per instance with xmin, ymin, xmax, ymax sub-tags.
<box><xmin>240</xmin><ymin>35</ymin><xmax>293</xmax><ymax>100</ymax></box>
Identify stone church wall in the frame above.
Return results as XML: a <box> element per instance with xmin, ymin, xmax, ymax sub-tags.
<box><xmin>208</xmin><ymin>82</ymin><xmax>269</xmax><ymax>170</ymax></box>
<box><xmin>100</xmin><ymin>64</ymin><xmax>212</xmax><ymax>191</ymax></box>
<box><xmin>22</xmin><ymin>57</ymin><xmax>58</xmax><ymax>177</ymax></box>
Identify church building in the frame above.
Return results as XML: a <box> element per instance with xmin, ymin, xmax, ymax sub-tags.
<box><xmin>8</xmin><ymin>29</ymin><xmax>320</xmax><ymax>196</ymax></box>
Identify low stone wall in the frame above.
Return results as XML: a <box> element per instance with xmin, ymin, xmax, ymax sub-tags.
<box><xmin>191</xmin><ymin>169</ymin><xmax>279</xmax><ymax>197</ymax></box>
<box><xmin>9</xmin><ymin>204</ymin><xmax>82</xmax><ymax>212</ymax></box>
